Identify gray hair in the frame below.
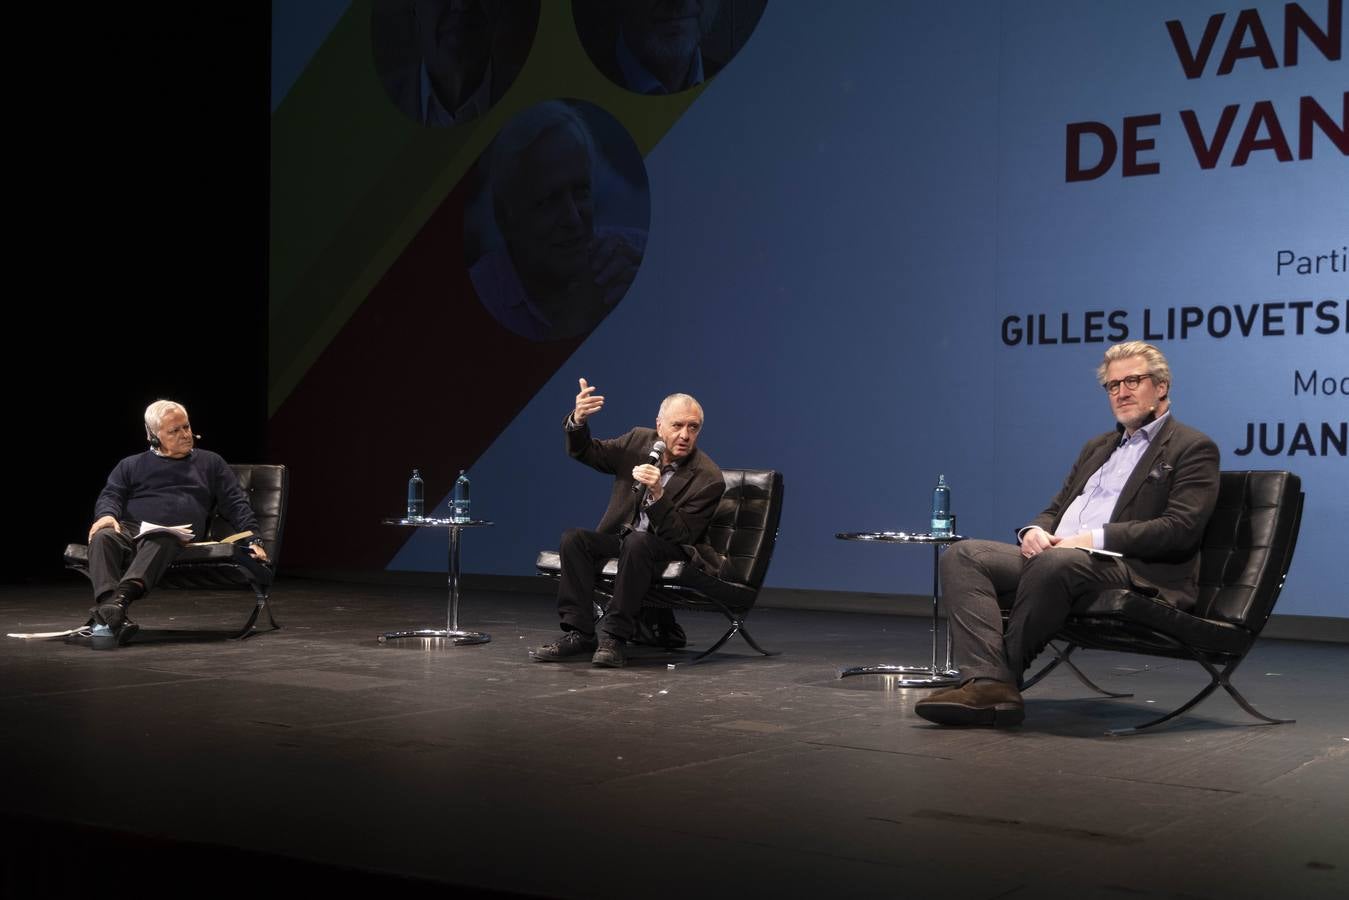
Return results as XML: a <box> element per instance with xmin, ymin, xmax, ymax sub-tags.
<box><xmin>1097</xmin><ymin>341</ymin><xmax>1172</xmax><ymax>391</ymax></box>
<box><xmin>144</xmin><ymin>399</ymin><xmax>188</xmax><ymax>439</ymax></box>
<box><xmin>658</xmin><ymin>393</ymin><xmax>703</xmax><ymax>422</ymax></box>
<box><xmin>486</xmin><ymin>101</ymin><xmax>596</xmax><ymax>224</ymax></box>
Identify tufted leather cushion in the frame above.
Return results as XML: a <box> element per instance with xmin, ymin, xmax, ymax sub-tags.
<box><xmin>1191</xmin><ymin>470</ymin><xmax>1301</xmax><ymax>628</ymax></box>
<box><xmin>1059</xmin><ymin>470</ymin><xmax>1303</xmax><ymax>660</ymax></box>
<box><xmin>704</xmin><ymin>469</ymin><xmax>783</xmax><ymax>588</ymax></box>
<box><xmin>1062</xmin><ymin>589</ymin><xmax>1253</xmax><ymax>657</ymax></box>
<box><xmin>218</xmin><ymin>464</ymin><xmax>288</xmax><ymax>568</ymax></box>
<box><xmin>536</xmin><ymin>468</ymin><xmax>784</xmax><ymax>615</ymax></box>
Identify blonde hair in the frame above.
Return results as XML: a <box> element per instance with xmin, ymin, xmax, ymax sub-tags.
<box><xmin>1097</xmin><ymin>341</ymin><xmax>1171</xmax><ymax>391</ymax></box>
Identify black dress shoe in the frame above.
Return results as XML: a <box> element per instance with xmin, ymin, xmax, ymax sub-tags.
<box><xmin>111</xmin><ymin>618</ymin><xmax>139</xmax><ymax>647</ymax></box>
<box><xmin>66</xmin><ymin>618</ymin><xmax>140</xmax><ymax>650</ymax></box>
<box><xmin>531</xmin><ymin>630</ymin><xmax>598</xmax><ymax>662</ymax></box>
<box><xmin>86</xmin><ymin>601</ymin><xmax>139</xmax><ymax>649</ymax></box>
<box><xmin>591</xmin><ymin>638</ymin><xmax>626</xmax><ymax>668</ymax></box>
<box><xmin>634</xmin><ymin>609</ymin><xmax>687</xmax><ymax>650</ymax></box>
<box><xmin>91</xmin><ymin>600</ymin><xmax>129</xmax><ymax>630</ymax></box>
<box><xmin>915</xmin><ymin>680</ymin><xmax>1024</xmax><ymax>727</ymax></box>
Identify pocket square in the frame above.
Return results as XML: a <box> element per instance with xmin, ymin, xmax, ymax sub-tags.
<box><xmin>1146</xmin><ymin>462</ymin><xmax>1173</xmax><ymax>482</ymax></box>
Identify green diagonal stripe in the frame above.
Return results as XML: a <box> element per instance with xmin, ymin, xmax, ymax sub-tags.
<box><xmin>269</xmin><ymin>0</ymin><xmax>705</xmax><ymax>416</ymax></box>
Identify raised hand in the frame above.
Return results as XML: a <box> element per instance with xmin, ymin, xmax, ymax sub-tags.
<box><xmin>574</xmin><ymin>377</ymin><xmax>605</xmax><ymax>425</ymax></box>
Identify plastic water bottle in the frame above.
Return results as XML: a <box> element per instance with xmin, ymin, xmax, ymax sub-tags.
<box><xmin>452</xmin><ymin>470</ymin><xmax>471</xmax><ymax>523</ymax></box>
<box><xmin>930</xmin><ymin>474</ymin><xmax>951</xmax><ymax>536</ymax></box>
<box><xmin>407</xmin><ymin>469</ymin><xmax>424</xmax><ymax>519</ymax></box>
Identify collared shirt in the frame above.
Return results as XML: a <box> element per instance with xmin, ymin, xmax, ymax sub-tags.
<box><xmin>634</xmin><ymin>461</ymin><xmax>680</xmax><ymax>533</ymax></box>
<box><xmin>561</xmin><ymin>417</ymin><xmax>679</xmax><ymax>534</ymax></box>
<box><xmin>1053</xmin><ymin>411</ymin><xmax>1171</xmax><ymax>548</ymax></box>
<box><xmin>421</xmin><ymin>60</ymin><xmax>492</xmax><ymax>126</ymax></box>
<box><xmin>614</xmin><ymin>31</ymin><xmax>704</xmax><ymax>94</ymax></box>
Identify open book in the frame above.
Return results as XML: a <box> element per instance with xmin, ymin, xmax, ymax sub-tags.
<box><xmin>195</xmin><ymin>530</ymin><xmax>256</xmax><ymax>547</ymax></box>
<box><xmin>134</xmin><ymin>525</ymin><xmax>256</xmax><ymax>547</ymax></box>
<box><xmin>137</xmin><ymin>521</ymin><xmax>194</xmax><ymax>542</ymax></box>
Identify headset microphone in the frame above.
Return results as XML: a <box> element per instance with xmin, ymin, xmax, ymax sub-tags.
<box><xmin>145</xmin><ymin>429</ymin><xmax>201</xmax><ymax>449</ymax></box>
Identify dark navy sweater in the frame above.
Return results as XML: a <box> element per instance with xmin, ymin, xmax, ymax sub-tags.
<box><xmin>94</xmin><ymin>449</ymin><xmax>259</xmax><ymax>542</ymax></box>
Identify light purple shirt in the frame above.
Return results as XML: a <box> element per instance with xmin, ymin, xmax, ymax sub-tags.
<box><xmin>1047</xmin><ymin>411</ymin><xmax>1171</xmax><ymax>549</ymax></box>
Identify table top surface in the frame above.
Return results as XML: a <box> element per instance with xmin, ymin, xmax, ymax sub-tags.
<box><xmin>382</xmin><ymin>518</ymin><xmax>495</xmax><ymax>528</ymax></box>
<box><xmin>835</xmin><ymin>531</ymin><xmax>964</xmax><ymax>544</ymax></box>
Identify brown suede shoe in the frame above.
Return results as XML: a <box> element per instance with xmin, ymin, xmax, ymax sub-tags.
<box><xmin>915</xmin><ymin>679</ymin><xmax>1024</xmax><ymax>727</ymax></box>
<box><xmin>920</xmin><ymin>683</ymin><xmax>966</xmax><ymax>704</ymax></box>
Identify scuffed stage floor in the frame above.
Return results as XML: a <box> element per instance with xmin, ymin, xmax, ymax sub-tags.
<box><xmin>2</xmin><ymin>577</ymin><xmax>1346</xmax><ymax>899</ymax></box>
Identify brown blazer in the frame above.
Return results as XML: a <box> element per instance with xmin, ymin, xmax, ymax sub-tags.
<box><xmin>1028</xmin><ymin>416</ymin><xmax>1220</xmax><ymax>609</ymax></box>
<box><xmin>565</xmin><ymin>420</ymin><xmax>726</xmax><ymax>576</ymax></box>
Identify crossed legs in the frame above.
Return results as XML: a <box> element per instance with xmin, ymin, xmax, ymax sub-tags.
<box><xmin>84</xmin><ymin>525</ymin><xmax>182</xmax><ymax>646</ymax></box>
<box><xmin>88</xmin><ymin>525</ymin><xmax>182</xmax><ymax>605</ymax></box>
<box><xmin>918</xmin><ymin>539</ymin><xmax>1134</xmax><ymax>725</ymax></box>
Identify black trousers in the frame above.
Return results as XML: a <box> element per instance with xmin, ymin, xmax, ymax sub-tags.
<box><xmin>940</xmin><ymin>539</ymin><xmax>1136</xmax><ymax>684</ymax></box>
<box><xmin>87</xmin><ymin>523</ymin><xmax>183</xmax><ymax>604</ymax></box>
<box><xmin>556</xmin><ymin>528</ymin><xmax>687</xmax><ymax>641</ymax></box>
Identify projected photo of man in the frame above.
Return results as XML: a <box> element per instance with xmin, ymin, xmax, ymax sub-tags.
<box><xmin>372</xmin><ymin>0</ymin><xmax>540</xmax><ymax>127</ymax></box>
<box><xmin>466</xmin><ymin>100</ymin><xmax>650</xmax><ymax>341</ymax></box>
<box><xmin>573</xmin><ymin>0</ymin><xmax>768</xmax><ymax>95</ymax></box>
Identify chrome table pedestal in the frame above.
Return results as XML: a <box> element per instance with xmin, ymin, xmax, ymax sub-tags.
<box><xmin>834</xmin><ymin>531</ymin><xmax>963</xmax><ymax>687</ymax></box>
<box><xmin>379</xmin><ymin>518</ymin><xmax>493</xmax><ymax>645</ymax></box>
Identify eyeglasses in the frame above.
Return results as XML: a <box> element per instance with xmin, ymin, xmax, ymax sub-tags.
<box><xmin>1103</xmin><ymin>374</ymin><xmax>1156</xmax><ymax>395</ymax></box>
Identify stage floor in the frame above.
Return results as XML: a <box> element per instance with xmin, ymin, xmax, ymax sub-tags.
<box><xmin>3</xmin><ymin>577</ymin><xmax>1346</xmax><ymax>899</ymax></box>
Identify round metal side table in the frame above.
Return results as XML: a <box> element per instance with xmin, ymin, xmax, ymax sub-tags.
<box><xmin>379</xmin><ymin>518</ymin><xmax>493</xmax><ymax>645</ymax></box>
<box><xmin>835</xmin><ymin>531</ymin><xmax>964</xmax><ymax>687</ymax></box>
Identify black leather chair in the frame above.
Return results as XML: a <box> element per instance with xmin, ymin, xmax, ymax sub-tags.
<box><xmin>63</xmin><ymin>464</ymin><xmax>289</xmax><ymax>640</ymax></box>
<box><xmin>536</xmin><ymin>468</ymin><xmax>785</xmax><ymax>664</ymax></box>
<box><xmin>1021</xmin><ymin>470</ymin><xmax>1304</xmax><ymax>734</ymax></box>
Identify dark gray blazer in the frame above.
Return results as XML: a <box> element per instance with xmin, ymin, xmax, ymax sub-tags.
<box><xmin>1028</xmin><ymin>416</ymin><xmax>1220</xmax><ymax>609</ymax></box>
<box><xmin>565</xmin><ymin>420</ymin><xmax>726</xmax><ymax>576</ymax></box>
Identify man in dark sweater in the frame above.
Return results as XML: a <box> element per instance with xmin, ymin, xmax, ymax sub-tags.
<box><xmin>85</xmin><ymin>400</ymin><xmax>266</xmax><ymax>646</ymax></box>
<box><xmin>531</xmin><ymin>378</ymin><xmax>725</xmax><ymax>668</ymax></box>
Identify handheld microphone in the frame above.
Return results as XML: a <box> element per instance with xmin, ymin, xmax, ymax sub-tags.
<box><xmin>632</xmin><ymin>441</ymin><xmax>667</xmax><ymax>492</ymax></box>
